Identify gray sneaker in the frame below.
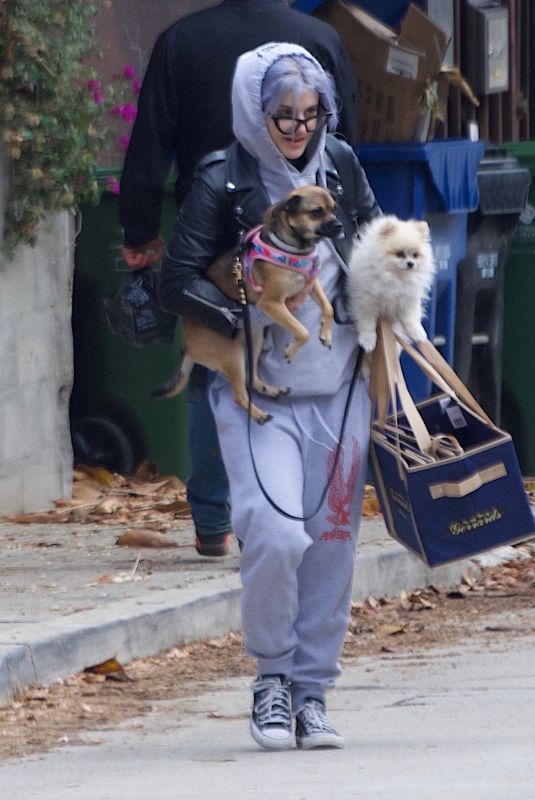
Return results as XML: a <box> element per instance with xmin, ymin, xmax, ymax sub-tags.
<box><xmin>250</xmin><ymin>674</ymin><xmax>293</xmax><ymax>751</ymax></box>
<box><xmin>295</xmin><ymin>698</ymin><xmax>344</xmax><ymax>750</ymax></box>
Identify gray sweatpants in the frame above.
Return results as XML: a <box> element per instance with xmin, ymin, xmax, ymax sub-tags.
<box><xmin>209</xmin><ymin>376</ymin><xmax>371</xmax><ymax>710</ymax></box>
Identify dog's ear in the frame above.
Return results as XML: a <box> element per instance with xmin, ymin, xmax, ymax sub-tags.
<box><xmin>264</xmin><ymin>194</ymin><xmax>301</xmax><ymax>224</ymax></box>
<box><xmin>377</xmin><ymin>218</ymin><xmax>399</xmax><ymax>239</ymax></box>
<box><xmin>264</xmin><ymin>201</ymin><xmax>281</xmax><ymax>226</ymax></box>
<box><xmin>414</xmin><ymin>220</ymin><xmax>430</xmax><ymax>238</ymax></box>
<box><xmin>282</xmin><ymin>194</ymin><xmax>302</xmax><ymax>216</ymax></box>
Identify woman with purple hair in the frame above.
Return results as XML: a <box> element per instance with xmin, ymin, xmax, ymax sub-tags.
<box><xmin>159</xmin><ymin>42</ymin><xmax>381</xmax><ymax>752</ymax></box>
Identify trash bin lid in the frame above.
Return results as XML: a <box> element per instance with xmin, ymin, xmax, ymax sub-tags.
<box><xmin>357</xmin><ymin>139</ymin><xmax>484</xmax><ymax>213</ymax></box>
<box><xmin>503</xmin><ymin>141</ymin><xmax>535</xmax><ymax>175</ymax></box>
<box><xmin>477</xmin><ymin>148</ymin><xmax>531</xmax><ymax>215</ymax></box>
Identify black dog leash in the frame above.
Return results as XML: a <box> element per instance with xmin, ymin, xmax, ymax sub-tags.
<box><xmin>234</xmin><ymin>252</ymin><xmax>364</xmax><ymax>522</ymax></box>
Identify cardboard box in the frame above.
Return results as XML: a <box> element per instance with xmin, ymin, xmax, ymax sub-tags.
<box><xmin>316</xmin><ymin>1</ymin><xmax>450</xmax><ymax>142</ymax></box>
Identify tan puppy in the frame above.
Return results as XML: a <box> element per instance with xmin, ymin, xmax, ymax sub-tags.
<box><xmin>153</xmin><ymin>186</ymin><xmax>342</xmax><ymax>423</ymax></box>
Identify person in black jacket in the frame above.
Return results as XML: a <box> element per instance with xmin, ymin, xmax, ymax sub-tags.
<box><xmin>119</xmin><ymin>0</ymin><xmax>359</xmax><ymax>557</ymax></box>
<box><xmin>158</xmin><ymin>41</ymin><xmax>380</xmax><ymax>751</ymax></box>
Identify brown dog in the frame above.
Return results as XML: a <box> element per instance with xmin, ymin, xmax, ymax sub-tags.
<box><xmin>153</xmin><ymin>185</ymin><xmax>342</xmax><ymax>423</ymax></box>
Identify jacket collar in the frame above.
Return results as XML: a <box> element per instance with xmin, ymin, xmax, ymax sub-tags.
<box><xmin>224</xmin><ymin>139</ymin><xmax>345</xmax><ymax>188</ymax></box>
<box><xmin>224</xmin><ymin>142</ymin><xmax>261</xmax><ymax>193</ymax></box>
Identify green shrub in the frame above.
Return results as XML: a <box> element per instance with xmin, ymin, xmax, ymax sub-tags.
<box><xmin>0</xmin><ymin>0</ymin><xmax>110</xmax><ymax>252</ymax></box>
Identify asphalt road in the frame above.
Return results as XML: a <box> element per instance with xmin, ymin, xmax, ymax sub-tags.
<box><xmin>2</xmin><ymin>618</ymin><xmax>534</xmax><ymax>800</ymax></box>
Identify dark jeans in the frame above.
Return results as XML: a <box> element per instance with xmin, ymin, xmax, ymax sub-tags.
<box><xmin>187</xmin><ymin>384</ymin><xmax>231</xmax><ymax>537</ymax></box>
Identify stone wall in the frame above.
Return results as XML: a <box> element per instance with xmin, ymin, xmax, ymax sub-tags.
<box><xmin>0</xmin><ymin>175</ymin><xmax>75</xmax><ymax>513</ymax></box>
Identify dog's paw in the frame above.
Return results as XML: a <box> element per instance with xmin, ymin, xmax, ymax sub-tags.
<box><xmin>405</xmin><ymin>321</ymin><xmax>427</xmax><ymax>343</ymax></box>
<box><xmin>319</xmin><ymin>335</ymin><xmax>332</xmax><ymax>350</ymax></box>
<box><xmin>283</xmin><ymin>345</ymin><xmax>295</xmax><ymax>363</ymax></box>
<box><xmin>358</xmin><ymin>332</ymin><xmax>377</xmax><ymax>353</ymax></box>
<box><xmin>258</xmin><ymin>383</ymin><xmax>290</xmax><ymax>399</ymax></box>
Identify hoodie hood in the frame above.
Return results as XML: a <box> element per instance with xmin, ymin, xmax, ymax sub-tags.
<box><xmin>231</xmin><ymin>42</ymin><xmax>328</xmax><ymax>200</ymax></box>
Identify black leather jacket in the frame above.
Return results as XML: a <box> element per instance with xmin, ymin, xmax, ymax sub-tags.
<box><xmin>158</xmin><ymin>134</ymin><xmax>381</xmax><ymax>338</ymax></box>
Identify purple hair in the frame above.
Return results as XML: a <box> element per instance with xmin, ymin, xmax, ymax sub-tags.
<box><xmin>261</xmin><ymin>54</ymin><xmax>339</xmax><ymax>130</ymax></box>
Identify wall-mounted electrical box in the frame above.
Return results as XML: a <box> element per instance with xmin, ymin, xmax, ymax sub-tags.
<box><xmin>465</xmin><ymin>1</ymin><xmax>509</xmax><ymax>94</ymax></box>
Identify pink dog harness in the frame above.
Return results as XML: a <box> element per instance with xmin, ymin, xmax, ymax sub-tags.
<box><xmin>241</xmin><ymin>224</ymin><xmax>319</xmax><ymax>295</ymax></box>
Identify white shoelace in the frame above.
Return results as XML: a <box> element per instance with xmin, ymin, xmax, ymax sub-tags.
<box><xmin>298</xmin><ymin>699</ymin><xmax>336</xmax><ymax>733</ymax></box>
<box><xmin>252</xmin><ymin>677</ymin><xmax>291</xmax><ymax>726</ymax></box>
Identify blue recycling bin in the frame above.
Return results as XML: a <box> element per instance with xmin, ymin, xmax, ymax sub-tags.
<box><xmin>292</xmin><ymin>0</ymin><xmax>420</xmax><ymax>24</ymax></box>
<box><xmin>292</xmin><ymin>0</ymin><xmax>417</xmax><ymax>23</ymax></box>
<box><xmin>291</xmin><ymin>0</ymin><xmax>325</xmax><ymax>10</ymax></box>
<box><xmin>357</xmin><ymin>139</ymin><xmax>484</xmax><ymax>400</ymax></box>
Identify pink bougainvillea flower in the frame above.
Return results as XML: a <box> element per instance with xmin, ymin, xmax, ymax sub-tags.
<box><xmin>132</xmin><ymin>80</ymin><xmax>142</xmax><ymax>95</ymax></box>
<box><xmin>87</xmin><ymin>78</ymin><xmax>101</xmax><ymax>91</ymax></box>
<box><xmin>110</xmin><ymin>104</ymin><xmax>124</xmax><ymax>117</ymax></box>
<box><xmin>106</xmin><ymin>176</ymin><xmax>121</xmax><ymax>195</ymax></box>
<box><xmin>121</xmin><ymin>103</ymin><xmax>137</xmax><ymax>124</ymax></box>
<box><xmin>123</xmin><ymin>64</ymin><xmax>136</xmax><ymax>79</ymax></box>
<box><xmin>118</xmin><ymin>135</ymin><xmax>131</xmax><ymax>152</ymax></box>
<box><xmin>92</xmin><ymin>90</ymin><xmax>105</xmax><ymax>105</ymax></box>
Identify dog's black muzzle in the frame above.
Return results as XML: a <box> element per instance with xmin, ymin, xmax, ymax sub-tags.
<box><xmin>316</xmin><ymin>218</ymin><xmax>344</xmax><ymax>239</ymax></box>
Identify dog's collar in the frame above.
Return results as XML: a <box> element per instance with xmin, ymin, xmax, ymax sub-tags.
<box><xmin>242</xmin><ymin>225</ymin><xmax>319</xmax><ymax>294</ymax></box>
<box><xmin>264</xmin><ymin>230</ymin><xmax>316</xmax><ymax>255</ymax></box>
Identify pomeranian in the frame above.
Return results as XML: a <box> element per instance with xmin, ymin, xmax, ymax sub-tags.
<box><xmin>347</xmin><ymin>215</ymin><xmax>436</xmax><ymax>353</ymax></box>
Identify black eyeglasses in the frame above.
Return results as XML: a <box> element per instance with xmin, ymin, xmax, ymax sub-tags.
<box><xmin>270</xmin><ymin>112</ymin><xmax>331</xmax><ymax>135</ymax></box>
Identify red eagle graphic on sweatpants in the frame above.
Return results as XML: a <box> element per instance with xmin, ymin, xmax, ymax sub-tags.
<box><xmin>320</xmin><ymin>437</ymin><xmax>360</xmax><ymax>541</ymax></box>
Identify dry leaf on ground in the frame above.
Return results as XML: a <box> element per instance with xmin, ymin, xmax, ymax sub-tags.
<box><xmin>152</xmin><ymin>500</ymin><xmax>191</xmax><ymax>516</ymax></box>
<box><xmin>84</xmin><ymin>658</ymin><xmax>133</xmax><ymax>682</ymax></box>
<box><xmin>376</xmin><ymin>622</ymin><xmax>410</xmax><ymax>637</ymax></box>
<box><xmin>115</xmin><ymin>530</ymin><xmax>180</xmax><ymax>548</ymax></box>
<box><xmin>76</xmin><ymin>465</ymin><xmax>115</xmax><ymax>487</ymax></box>
<box><xmin>5</xmin><ymin>512</ymin><xmax>70</xmax><ymax>524</ymax></box>
<box><xmin>71</xmin><ymin>481</ymin><xmax>104</xmax><ymax>501</ymax></box>
<box><xmin>95</xmin><ymin>497</ymin><xmax>124</xmax><ymax>515</ymax></box>
<box><xmin>0</xmin><ymin>466</ymin><xmax>189</xmax><ymax>527</ymax></box>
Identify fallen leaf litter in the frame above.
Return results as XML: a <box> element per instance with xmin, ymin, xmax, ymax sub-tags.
<box><xmin>0</xmin><ymin>544</ymin><xmax>533</xmax><ymax>761</ymax></box>
<box><xmin>1</xmin><ymin>469</ymin><xmax>533</xmax><ymax>760</ymax></box>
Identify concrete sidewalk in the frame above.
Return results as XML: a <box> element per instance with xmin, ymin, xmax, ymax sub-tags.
<box><xmin>0</xmin><ymin>515</ymin><xmax>516</xmax><ymax>706</ymax></box>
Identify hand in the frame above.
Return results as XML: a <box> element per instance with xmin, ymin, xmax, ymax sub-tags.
<box><xmin>122</xmin><ymin>236</ymin><xmax>165</xmax><ymax>270</ymax></box>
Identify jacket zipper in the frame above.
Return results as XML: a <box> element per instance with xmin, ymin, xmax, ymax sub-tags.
<box><xmin>182</xmin><ymin>289</ymin><xmax>240</xmax><ymax>325</ymax></box>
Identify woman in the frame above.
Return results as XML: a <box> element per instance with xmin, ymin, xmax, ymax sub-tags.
<box><xmin>159</xmin><ymin>42</ymin><xmax>380</xmax><ymax>751</ymax></box>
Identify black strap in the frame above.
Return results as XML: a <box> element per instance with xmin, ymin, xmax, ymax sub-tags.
<box><xmin>242</xmin><ymin>298</ymin><xmax>363</xmax><ymax>522</ymax></box>
<box><xmin>325</xmin><ymin>134</ymin><xmax>358</xmax><ymax>222</ymax></box>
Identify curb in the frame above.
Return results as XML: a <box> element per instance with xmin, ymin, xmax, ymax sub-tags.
<box><xmin>353</xmin><ymin>546</ymin><xmax>477</xmax><ymax>601</ymax></box>
<box><xmin>0</xmin><ymin>542</ymin><xmax>481</xmax><ymax>707</ymax></box>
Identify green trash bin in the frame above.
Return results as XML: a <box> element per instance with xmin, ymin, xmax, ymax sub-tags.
<box><xmin>70</xmin><ymin>169</ymin><xmax>190</xmax><ymax>478</ymax></box>
<box><xmin>501</xmin><ymin>142</ymin><xmax>535</xmax><ymax>476</ymax></box>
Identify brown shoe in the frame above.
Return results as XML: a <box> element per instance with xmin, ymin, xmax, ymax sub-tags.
<box><xmin>195</xmin><ymin>532</ymin><xmax>232</xmax><ymax>557</ymax></box>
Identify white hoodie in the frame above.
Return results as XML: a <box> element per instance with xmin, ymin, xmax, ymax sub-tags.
<box><xmin>231</xmin><ymin>42</ymin><xmax>360</xmax><ymax>396</ymax></box>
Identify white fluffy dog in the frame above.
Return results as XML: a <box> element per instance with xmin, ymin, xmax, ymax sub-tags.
<box><xmin>347</xmin><ymin>215</ymin><xmax>436</xmax><ymax>353</ymax></box>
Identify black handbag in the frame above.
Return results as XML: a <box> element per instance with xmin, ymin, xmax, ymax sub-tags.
<box><xmin>103</xmin><ymin>266</ymin><xmax>176</xmax><ymax>346</ymax></box>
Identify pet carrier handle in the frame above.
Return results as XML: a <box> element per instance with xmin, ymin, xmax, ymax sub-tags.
<box><xmin>429</xmin><ymin>433</ymin><xmax>464</xmax><ymax>458</ymax></box>
<box><xmin>375</xmin><ymin>320</ymin><xmax>478</xmax><ymax>457</ymax></box>
<box><xmin>375</xmin><ymin>319</ymin><xmax>495</xmax><ymax>458</ymax></box>
<box><xmin>428</xmin><ymin>462</ymin><xmax>507</xmax><ymax>499</ymax></box>
<box><xmin>395</xmin><ymin>334</ymin><xmax>493</xmax><ymax>426</ymax></box>
<box><xmin>373</xmin><ymin>320</ymin><xmax>458</xmax><ymax>424</ymax></box>
<box><xmin>372</xmin><ymin>321</ymin><xmax>433</xmax><ymax>455</ymax></box>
